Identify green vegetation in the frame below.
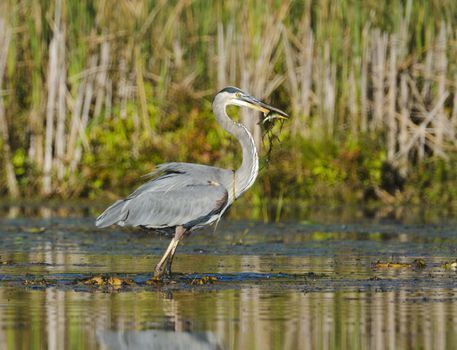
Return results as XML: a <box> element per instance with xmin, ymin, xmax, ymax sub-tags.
<box><xmin>1</xmin><ymin>0</ymin><xmax>457</xmax><ymax>209</ymax></box>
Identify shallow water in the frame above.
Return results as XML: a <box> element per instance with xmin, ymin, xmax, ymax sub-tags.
<box><xmin>1</xmin><ymin>205</ymin><xmax>457</xmax><ymax>349</ymax></box>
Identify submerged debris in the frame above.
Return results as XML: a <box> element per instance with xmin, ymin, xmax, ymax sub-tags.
<box><xmin>22</xmin><ymin>227</ymin><xmax>46</xmax><ymax>234</ymax></box>
<box><xmin>441</xmin><ymin>260</ymin><xmax>457</xmax><ymax>271</ymax></box>
<box><xmin>81</xmin><ymin>275</ymin><xmax>134</xmax><ymax>288</ymax></box>
<box><xmin>145</xmin><ymin>274</ymin><xmax>219</xmax><ymax>286</ymax></box>
<box><xmin>146</xmin><ymin>276</ymin><xmax>168</xmax><ymax>285</ymax></box>
<box><xmin>413</xmin><ymin>258</ymin><xmax>427</xmax><ymax>269</ymax></box>
<box><xmin>373</xmin><ymin>259</ymin><xmax>427</xmax><ymax>270</ymax></box>
<box><xmin>369</xmin><ymin>276</ymin><xmax>382</xmax><ymax>281</ymax></box>
<box><xmin>23</xmin><ymin>278</ymin><xmax>50</xmax><ymax>286</ymax></box>
<box><xmin>190</xmin><ymin>276</ymin><xmax>218</xmax><ymax>285</ymax></box>
<box><xmin>373</xmin><ymin>261</ymin><xmax>412</xmax><ymax>269</ymax></box>
<box><xmin>302</xmin><ymin>272</ymin><xmax>327</xmax><ymax>279</ymax></box>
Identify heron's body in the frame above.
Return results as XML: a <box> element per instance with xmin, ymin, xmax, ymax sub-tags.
<box><xmin>96</xmin><ymin>163</ymin><xmax>235</xmax><ymax>230</ymax></box>
<box><xmin>95</xmin><ymin>87</ymin><xmax>286</xmax><ymax>278</ymax></box>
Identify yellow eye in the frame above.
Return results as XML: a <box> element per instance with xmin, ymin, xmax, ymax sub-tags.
<box><xmin>235</xmin><ymin>92</ymin><xmax>241</xmax><ymax>97</ymax></box>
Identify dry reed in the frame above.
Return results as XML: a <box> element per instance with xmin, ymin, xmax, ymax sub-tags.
<box><xmin>0</xmin><ymin>0</ymin><xmax>457</xmax><ymax>197</ymax></box>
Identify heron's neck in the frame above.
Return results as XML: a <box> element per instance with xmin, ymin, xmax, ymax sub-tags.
<box><xmin>213</xmin><ymin>101</ymin><xmax>259</xmax><ymax>199</ymax></box>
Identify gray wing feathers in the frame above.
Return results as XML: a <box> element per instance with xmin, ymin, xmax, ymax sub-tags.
<box><xmin>129</xmin><ymin>163</ymin><xmax>233</xmax><ymax>198</ymax></box>
<box><xmin>121</xmin><ymin>184</ymin><xmax>228</xmax><ymax>228</ymax></box>
<box><xmin>142</xmin><ymin>163</ymin><xmax>233</xmax><ymax>183</ymax></box>
<box><xmin>143</xmin><ymin>162</ymin><xmax>217</xmax><ymax>177</ymax></box>
<box><xmin>95</xmin><ymin>199</ymin><xmax>127</xmax><ymax>228</ymax></box>
<box><xmin>95</xmin><ymin>162</ymin><xmax>231</xmax><ymax>229</ymax></box>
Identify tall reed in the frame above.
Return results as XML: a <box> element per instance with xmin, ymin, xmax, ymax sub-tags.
<box><xmin>0</xmin><ymin>0</ymin><xmax>457</xmax><ymax>199</ymax></box>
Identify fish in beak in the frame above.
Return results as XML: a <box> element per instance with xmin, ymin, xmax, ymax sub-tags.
<box><xmin>237</xmin><ymin>94</ymin><xmax>288</xmax><ymax>121</ymax></box>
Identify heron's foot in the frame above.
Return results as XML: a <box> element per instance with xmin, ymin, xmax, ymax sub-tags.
<box><xmin>146</xmin><ymin>275</ymin><xmax>164</xmax><ymax>285</ymax></box>
<box><xmin>149</xmin><ymin>226</ymin><xmax>185</xmax><ymax>282</ymax></box>
<box><xmin>153</xmin><ymin>268</ymin><xmax>164</xmax><ymax>280</ymax></box>
<box><xmin>164</xmin><ymin>266</ymin><xmax>172</xmax><ymax>278</ymax></box>
<box><xmin>152</xmin><ymin>264</ymin><xmax>172</xmax><ymax>281</ymax></box>
<box><xmin>163</xmin><ymin>256</ymin><xmax>174</xmax><ymax>277</ymax></box>
<box><xmin>146</xmin><ymin>270</ymin><xmax>166</xmax><ymax>284</ymax></box>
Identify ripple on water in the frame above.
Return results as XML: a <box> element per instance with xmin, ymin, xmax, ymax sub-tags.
<box><xmin>1</xmin><ymin>214</ymin><xmax>457</xmax><ymax>349</ymax></box>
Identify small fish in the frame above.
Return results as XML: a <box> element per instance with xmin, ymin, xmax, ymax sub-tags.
<box><xmin>257</xmin><ymin>111</ymin><xmax>287</xmax><ymax>168</ymax></box>
<box><xmin>259</xmin><ymin>111</ymin><xmax>287</xmax><ymax>133</ymax></box>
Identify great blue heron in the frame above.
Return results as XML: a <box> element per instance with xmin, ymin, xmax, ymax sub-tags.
<box><xmin>95</xmin><ymin>87</ymin><xmax>288</xmax><ymax>278</ymax></box>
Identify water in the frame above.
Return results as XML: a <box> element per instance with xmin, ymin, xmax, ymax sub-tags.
<box><xmin>1</xmin><ymin>205</ymin><xmax>457</xmax><ymax>349</ymax></box>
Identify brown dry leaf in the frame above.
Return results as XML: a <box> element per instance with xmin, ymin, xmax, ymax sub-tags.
<box><xmin>107</xmin><ymin>277</ymin><xmax>123</xmax><ymax>287</ymax></box>
<box><xmin>83</xmin><ymin>276</ymin><xmax>104</xmax><ymax>285</ymax></box>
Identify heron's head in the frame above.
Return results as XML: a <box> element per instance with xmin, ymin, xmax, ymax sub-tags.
<box><xmin>215</xmin><ymin>86</ymin><xmax>288</xmax><ymax>120</ymax></box>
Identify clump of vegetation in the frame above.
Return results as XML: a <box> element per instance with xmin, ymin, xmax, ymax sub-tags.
<box><xmin>81</xmin><ymin>275</ymin><xmax>134</xmax><ymax>289</ymax></box>
<box><xmin>190</xmin><ymin>276</ymin><xmax>218</xmax><ymax>285</ymax></box>
<box><xmin>441</xmin><ymin>260</ymin><xmax>457</xmax><ymax>271</ymax></box>
<box><xmin>23</xmin><ymin>278</ymin><xmax>51</xmax><ymax>287</ymax></box>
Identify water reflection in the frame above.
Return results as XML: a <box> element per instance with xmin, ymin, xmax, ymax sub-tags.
<box><xmin>1</xmin><ymin>284</ymin><xmax>456</xmax><ymax>349</ymax></box>
<box><xmin>98</xmin><ymin>330</ymin><xmax>223</xmax><ymax>350</ymax></box>
<box><xmin>1</xmin><ymin>208</ymin><xmax>457</xmax><ymax>349</ymax></box>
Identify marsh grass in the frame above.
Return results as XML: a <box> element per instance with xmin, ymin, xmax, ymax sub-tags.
<box><xmin>1</xmin><ymin>0</ymin><xmax>457</xmax><ymax>207</ymax></box>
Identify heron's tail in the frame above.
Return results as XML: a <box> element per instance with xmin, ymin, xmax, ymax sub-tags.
<box><xmin>95</xmin><ymin>199</ymin><xmax>126</xmax><ymax>228</ymax></box>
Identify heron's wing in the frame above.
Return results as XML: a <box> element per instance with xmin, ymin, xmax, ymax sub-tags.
<box><xmin>95</xmin><ymin>179</ymin><xmax>228</xmax><ymax>229</ymax></box>
<box><xmin>95</xmin><ymin>162</ymin><xmax>234</xmax><ymax>228</ymax></box>
<box><xmin>141</xmin><ymin>162</ymin><xmax>233</xmax><ymax>183</ymax></box>
<box><xmin>128</xmin><ymin>162</ymin><xmax>233</xmax><ymax>198</ymax></box>
<box><xmin>124</xmin><ymin>182</ymin><xmax>228</xmax><ymax>228</ymax></box>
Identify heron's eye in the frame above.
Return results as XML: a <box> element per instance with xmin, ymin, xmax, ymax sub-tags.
<box><xmin>235</xmin><ymin>92</ymin><xmax>241</xmax><ymax>98</ymax></box>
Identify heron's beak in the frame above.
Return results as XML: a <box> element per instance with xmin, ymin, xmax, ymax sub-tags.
<box><xmin>237</xmin><ymin>94</ymin><xmax>288</xmax><ymax>119</ymax></box>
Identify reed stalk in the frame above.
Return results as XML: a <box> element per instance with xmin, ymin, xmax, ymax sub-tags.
<box><xmin>0</xmin><ymin>17</ymin><xmax>19</xmax><ymax>198</ymax></box>
<box><xmin>0</xmin><ymin>0</ymin><xmax>457</xmax><ymax>199</ymax></box>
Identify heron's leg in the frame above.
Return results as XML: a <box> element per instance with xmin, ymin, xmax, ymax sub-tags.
<box><xmin>154</xmin><ymin>226</ymin><xmax>186</xmax><ymax>278</ymax></box>
<box><xmin>164</xmin><ymin>227</ymin><xmax>187</xmax><ymax>276</ymax></box>
<box><xmin>154</xmin><ymin>239</ymin><xmax>177</xmax><ymax>278</ymax></box>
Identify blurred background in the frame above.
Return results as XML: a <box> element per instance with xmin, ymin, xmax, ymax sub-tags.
<box><xmin>1</xmin><ymin>0</ymin><xmax>457</xmax><ymax>211</ymax></box>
